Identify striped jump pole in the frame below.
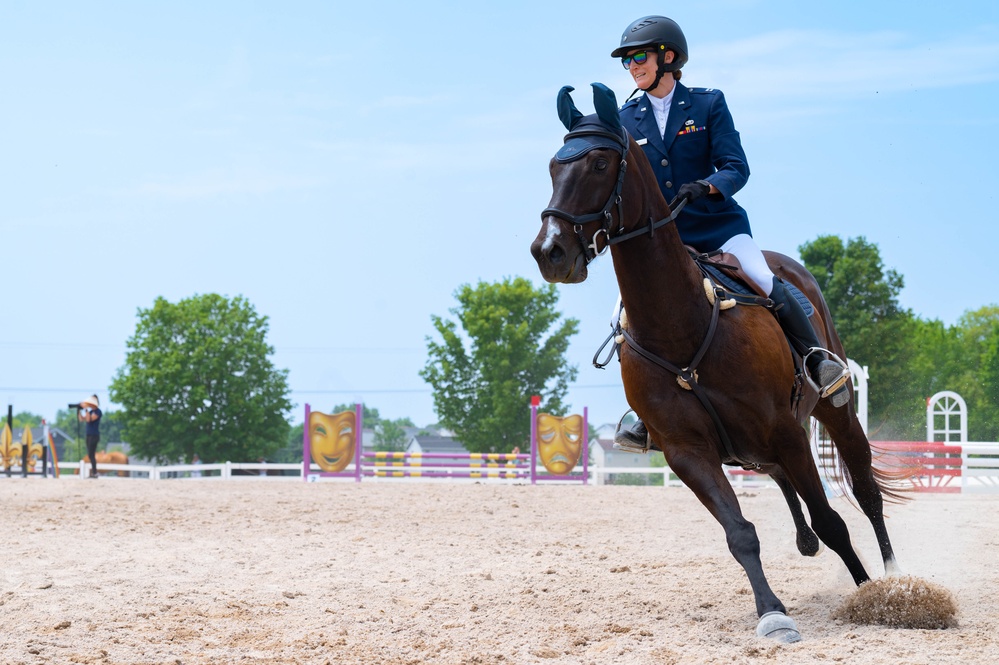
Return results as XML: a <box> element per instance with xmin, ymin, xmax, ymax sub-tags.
<box><xmin>362</xmin><ymin>451</ymin><xmax>529</xmax><ymax>480</ymax></box>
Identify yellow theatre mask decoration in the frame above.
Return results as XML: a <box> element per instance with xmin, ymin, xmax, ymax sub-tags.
<box><xmin>537</xmin><ymin>413</ymin><xmax>583</xmax><ymax>474</ymax></box>
<box><xmin>309</xmin><ymin>409</ymin><xmax>356</xmax><ymax>473</ymax></box>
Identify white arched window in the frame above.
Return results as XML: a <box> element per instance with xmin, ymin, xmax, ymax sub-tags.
<box><xmin>926</xmin><ymin>391</ymin><xmax>967</xmax><ymax>443</ymax></box>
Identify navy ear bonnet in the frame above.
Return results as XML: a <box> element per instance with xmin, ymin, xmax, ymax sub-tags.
<box><xmin>555</xmin><ymin>116</ymin><xmax>626</xmax><ymax>162</ymax></box>
<box><xmin>554</xmin><ymin>83</ymin><xmax>629</xmax><ymax>163</ymax></box>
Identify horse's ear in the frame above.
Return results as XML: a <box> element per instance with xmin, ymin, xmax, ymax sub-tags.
<box><xmin>557</xmin><ymin>85</ymin><xmax>583</xmax><ymax>131</ymax></box>
<box><xmin>591</xmin><ymin>82</ymin><xmax>622</xmax><ymax>132</ymax></box>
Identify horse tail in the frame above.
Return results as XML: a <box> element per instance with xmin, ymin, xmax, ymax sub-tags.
<box><xmin>816</xmin><ymin>427</ymin><xmax>914</xmax><ymax>506</ymax></box>
<box><xmin>858</xmin><ymin>446</ymin><xmax>915</xmax><ymax>504</ymax></box>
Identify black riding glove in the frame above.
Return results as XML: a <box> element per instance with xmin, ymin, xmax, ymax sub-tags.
<box><xmin>677</xmin><ymin>180</ymin><xmax>711</xmax><ymax>203</ymax></box>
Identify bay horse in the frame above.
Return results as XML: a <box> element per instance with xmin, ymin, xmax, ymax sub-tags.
<box><xmin>531</xmin><ymin>84</ymin><xmax>903</xmax><ymax>643</ymax></box>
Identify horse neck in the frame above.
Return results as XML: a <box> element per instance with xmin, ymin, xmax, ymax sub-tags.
<box><xmin>609</xmin><ymin>203</ymin><xmax>712</xmax><ymax>355</ymax></box>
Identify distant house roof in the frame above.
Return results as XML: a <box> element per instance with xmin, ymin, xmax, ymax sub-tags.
<box><xmin>589</xmin><ymin>428</ymin><xmax>653</xmax><ymax>469</ymax></box>
<box><xmin>406</xmin><ymin>435</ymin><xmax>469</xmax><ymax>455</ymax></box>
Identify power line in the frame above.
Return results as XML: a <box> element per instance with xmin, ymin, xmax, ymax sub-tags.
<box><xmin>0</xmin><ymin>341</ymin><xmax>422</xmax><ymax>353</ymax></box>
<box><xmin>2</xmin><ymin>384</ymin><xmax>623</xmax><ymax>395</ymax></box>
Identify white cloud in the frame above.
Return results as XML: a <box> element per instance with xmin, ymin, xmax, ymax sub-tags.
<box><xmin>693</xmin><ymin>27</ymin><xmax>999</xmax><ymax>103</ymax></box>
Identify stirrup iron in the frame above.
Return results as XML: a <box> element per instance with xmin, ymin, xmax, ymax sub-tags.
<box><xmin>612</xmin><ymin>410</ymin><xmax>650</xmax><ymax>454</ymax></box>
<box><xmin>801</xmin><ymin>347</ymin><xmax>850</xmax><ymax>398</ymax></box>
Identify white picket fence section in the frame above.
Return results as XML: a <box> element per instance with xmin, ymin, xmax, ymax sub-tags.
<box><xmin>58</xmin><ymin>460</ymin><xmax>302</xmax><ymax>480</ymax></box>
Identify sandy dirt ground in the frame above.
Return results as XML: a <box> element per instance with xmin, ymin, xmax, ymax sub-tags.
<box><xmin>1</xmin><ymin>478</ymin><xmax>997</xmax><ymax>664</ymax></box>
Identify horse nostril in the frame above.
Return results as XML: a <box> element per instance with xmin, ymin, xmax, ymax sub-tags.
<box><xmin>548</xmin><ymin>245</ymin><xmax>565</xmax><ymax>266</ymax></box>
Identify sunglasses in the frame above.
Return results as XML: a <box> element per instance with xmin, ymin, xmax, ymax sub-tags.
<box><xmin>621</xmin><ymin>50</ymin><xmax>653</xmax><ymax>69</ymax></box>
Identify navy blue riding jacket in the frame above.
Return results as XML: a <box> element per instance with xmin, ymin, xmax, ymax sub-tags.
<box><xmin>620</xmin><ymin>82</ymin><xmax>752</xmax><ymax>252</ymax></box>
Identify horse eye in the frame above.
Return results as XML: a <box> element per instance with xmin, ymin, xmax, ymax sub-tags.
<box><xmin>594</xmin><ymin>158</ymin><xmax>608</xmax><ymax>171</ymax></box>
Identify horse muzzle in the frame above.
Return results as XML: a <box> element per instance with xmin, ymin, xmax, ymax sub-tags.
<box><xmin>531</xmin><ymin>222</ymin><xmax>589</xmax><ymax>284</ymax></box>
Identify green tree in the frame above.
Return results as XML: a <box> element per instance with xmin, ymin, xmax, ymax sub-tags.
<box><xmin>799</xmin><ymin>236</ymin><xmax>920</xmax><ymax>438</ymax></box>
<box><xmin>331</xmin><ymin>403</ymin><xmax>380</xmax><ymax>428</ymax></box>
<box><xmin>373</xmin><ymin>417</ymin><xmax>414</xmax><ymax>452</ymax></box>
<box><xmin>420</xmin><ymin>277</ymin><xmax>579</xmax><ymax>454</ymax></box>
<box><xmin>270</xmin><ymin>422</ymin><xmax>305</xmax><ymax>464</ymax></box>
<box><xmin>981</xmin><ymin>326</ymin><xmax>999</xmax><ymax>440</ymax></box>
<box><xmin>110</xmin><ymin>294</ymin><xmax>292</xmax><ymax>464</ymax></box>
<box><xmin>10</xmin><ymin>411</ymin><xmax>42</xmax><ymax>428</ymax></box>
<box><xmin>961</xmin><ymin>307</ymin><xmax>999</xmax><ymax>440</ymax></box>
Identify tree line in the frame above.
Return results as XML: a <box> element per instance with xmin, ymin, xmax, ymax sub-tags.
<box><xmin>15</xmin><ymin>238</ymin><xmax>997</xmax><ymax>462</ymax></box>
<box><xmin>801</xmin><ymin>235</ymin><xmax>998</xmax><ymax>441</ymax></box>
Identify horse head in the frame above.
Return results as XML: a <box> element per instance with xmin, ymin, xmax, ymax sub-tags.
<box><xmin>532</xmin><ymin>83</ymin><xmax>639</xmax><ymax>284</ymax></box>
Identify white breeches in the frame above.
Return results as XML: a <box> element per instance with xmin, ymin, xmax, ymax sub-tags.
<box><xmin>719</xmin><ymin>233</ymin><xmax>775</xmax><ymax>296</ymax></box>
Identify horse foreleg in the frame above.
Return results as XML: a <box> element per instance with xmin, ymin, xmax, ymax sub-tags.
<box><xmin>770</xmin><ymin>470</ymin><xmax>822</xmax><ymax>557</ymax></box>
<box><xmin>668</xmin><ymin>452</ymin><xmax>786</xmax><ymax>618</ymax></box>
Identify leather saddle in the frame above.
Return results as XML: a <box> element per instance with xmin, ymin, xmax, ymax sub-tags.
<box><xmin>689</xmin><ymin>248</ymin><xmax>815</xmax><ymax>317</ymax></box>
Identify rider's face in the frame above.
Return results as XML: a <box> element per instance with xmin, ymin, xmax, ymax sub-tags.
<box><xmin>627</xmin><ymin>47</ymin><xmax>675</xmax><ymax>94</ymax></box>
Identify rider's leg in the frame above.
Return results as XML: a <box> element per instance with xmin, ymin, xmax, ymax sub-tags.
<box><xmin>720</xmin><ymin>234</ymin><xmax>850</xmax><ymax>408</ymax></box>
<box><xmin>768</xmin><ymin>277</ymin><xmax>850</xmax><ymax>406</ymax></box>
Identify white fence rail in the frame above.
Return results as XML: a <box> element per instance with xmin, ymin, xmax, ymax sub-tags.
<box><xmin>54</xmin><ymin>460</ymin><xmax>302</xmax><ymax>480</ymax></box>
<box><xmin>18</xmin><ymin>445</ymin><xmax>999</xmax><ymax>493</ymax></box>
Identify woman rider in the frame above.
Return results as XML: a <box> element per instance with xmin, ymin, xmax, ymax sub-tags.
<box><xmin>611</xmin><ymin>15</ymin><xmax>850</xmax><ymax>450</ymax></box>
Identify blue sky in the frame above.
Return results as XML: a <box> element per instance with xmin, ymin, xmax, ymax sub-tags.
<box><xmin>3</xmin><ymin>1</ymin><xmax>999</xmax><ymax>433</ymax></box>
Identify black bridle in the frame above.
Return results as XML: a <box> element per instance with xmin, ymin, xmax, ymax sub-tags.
<box><xmin>540</xmin><ymin>126</ymin><xmax>687</xmax><ymax>262</ymax></box>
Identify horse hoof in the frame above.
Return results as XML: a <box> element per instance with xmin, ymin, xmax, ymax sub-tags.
<box><xmin>756</xmin><ymin>611</ymin><xmax>801</xmax><ymax>643</ymax></box>
<box><xmin>796</xmin><ymin>530</ymin><xmax>824</xmax><ymax>557</ymax></box>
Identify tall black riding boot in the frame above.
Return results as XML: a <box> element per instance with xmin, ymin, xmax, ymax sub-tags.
<box><xmin>769</xmin><ymin>277</ymin><xmax>851</xmax><ymax>407</ymax></box>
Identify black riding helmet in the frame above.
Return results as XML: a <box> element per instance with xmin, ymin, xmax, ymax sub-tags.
<box><xmin>612</xmin><ymin>16</ymin><xmax>688</xmax><ymax>93</ymax></box>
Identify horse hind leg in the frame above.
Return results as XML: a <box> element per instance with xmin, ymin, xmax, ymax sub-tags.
<box><xmin>814</xmin><ymin>403</ymin><xmax>901</xmax><ymax>576</ymax></box>
<box><xmin>775</xmin><ymin>433</ymin><xmax>871</xmax><ymax>586</ymax></box>
<box><xmin>770</xmin><ymin>471</ymin><xmax>822</xmax><ymax>557</ymax></box>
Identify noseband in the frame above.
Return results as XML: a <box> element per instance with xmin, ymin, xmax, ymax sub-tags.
<box><xmin>541</xmin><ymin>126</ymin><xmax>686</xmax><ymax>262</ymax></box>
